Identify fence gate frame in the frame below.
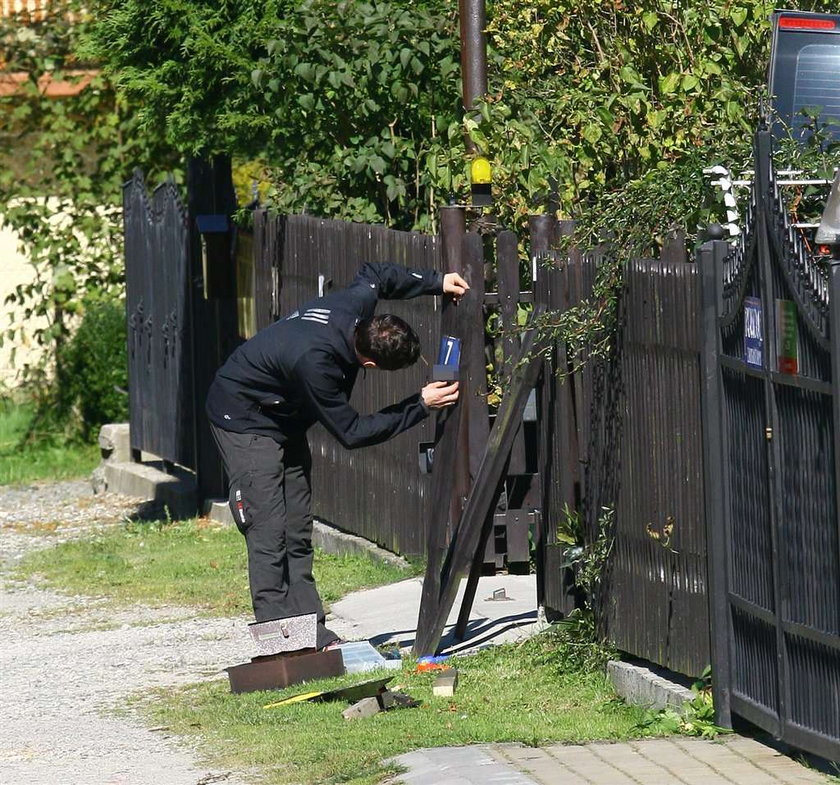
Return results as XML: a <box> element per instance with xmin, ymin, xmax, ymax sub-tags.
<box><xmin>701</xmin><ymin>125</ymin><xmax>840</xmax><ymax>760</ymax></box>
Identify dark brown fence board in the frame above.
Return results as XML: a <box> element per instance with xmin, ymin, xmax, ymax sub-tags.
<box><xmin>416</xmin><ymin>207</ymin><xmax>471</xmax><ymax>643</ymax></box>
<box><xmin>497</xmin><ymin>229</ymin><xmax>527</xmax><ymax>475</ymax></box>
<box><xmin>267</xmin><ymin>214</ymin><xmax>441</xmax><ymax>556</ymax></box>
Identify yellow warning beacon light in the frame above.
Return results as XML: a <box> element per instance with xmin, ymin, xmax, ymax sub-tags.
<box><xmin>470</xmin><ymin>155</ymin><xmax>493</xmax><ymax>206</ymax></box>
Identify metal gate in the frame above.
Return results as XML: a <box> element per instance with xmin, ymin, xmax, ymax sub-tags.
<box><xmin>123</xmin><ymin>171</ymin><xmax>193</xmax><ymax>469</ymax></box>
<box><xmin>701</xmin><ymin>127</ymin><xmax>840</xmax><ymax>760</ymax></box>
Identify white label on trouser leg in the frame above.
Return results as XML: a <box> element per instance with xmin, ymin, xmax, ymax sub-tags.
<box><xmin>235</xmin><ymin>489</ymin><xmax>246</xmax><ymax>524</ymax></box>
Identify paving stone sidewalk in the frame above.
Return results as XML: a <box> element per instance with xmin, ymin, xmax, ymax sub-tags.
<box><xmin>392</xmin><ymin>736</ymin><xmax>833</xmax><ymax>785</ymax></box>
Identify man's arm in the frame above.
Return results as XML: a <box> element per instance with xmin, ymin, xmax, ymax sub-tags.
<box><xmin>354</xmin><ymin>262</ymin><xmax>442</xmax><ymax>301</ymax></box>
<box><xmin>296</xmin><ymin>353</ymin><xmax>429</xmax><ymax>450</ymax></box>
<box><xmin>296</xmin><ymin>353</ymin><xmax>460</xmax><ymax>450</ymax></box>
<box><xmin>354</xmin><ymin>263</ymin><xmax>470</xmax><ymax>303</ymax></box>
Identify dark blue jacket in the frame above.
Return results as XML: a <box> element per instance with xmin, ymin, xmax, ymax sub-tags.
<box><xmin>206</xmin><ymin>263</ymin><xmax>442</xmax><ymax>448</ymax></box>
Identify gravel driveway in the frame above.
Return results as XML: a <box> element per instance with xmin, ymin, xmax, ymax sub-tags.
<box><xmin>0</xmin><ymin>481</ymin><xmax>255</xmax><ymax>785</ymax></box>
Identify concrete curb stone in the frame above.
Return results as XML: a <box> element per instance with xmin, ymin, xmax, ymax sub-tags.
<box><xmin>607</xmin><ymin>659</ymin><xmax>695</xmax><ymax>712</ymax></box>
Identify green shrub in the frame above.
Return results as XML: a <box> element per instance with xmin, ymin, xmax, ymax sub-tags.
<box><xmin>26</xmin><ymin>297</ymin><xmax>128</xmax><ymax>444</ymax></box>
<box><xmin>58</xmin><ymin>298</ymin><xmax>128</xmax><ymax>440</ymax></box>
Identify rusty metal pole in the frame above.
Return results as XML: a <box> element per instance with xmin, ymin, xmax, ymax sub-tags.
<box><xmin>459</xmin><ymin>0</ymin><xmax>487</xmax><ymax>151</ymax></box>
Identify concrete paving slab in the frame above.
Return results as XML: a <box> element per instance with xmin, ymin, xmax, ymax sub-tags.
<box><xmin>328</xmin><ymin>573</ymin><xmax>541</xmax><ymax>653</ymax></box>
<box><xmin>391</xmin><ymin>739</ymin><xmax>834</xmax><ymax>785</ymax></box>
<box><xmin>391</xmin><ymin>746</ymin><xmax>538</xmax><ymax>785</ymax></box>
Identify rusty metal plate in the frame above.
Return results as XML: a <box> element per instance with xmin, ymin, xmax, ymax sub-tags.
<box><xmin>226</xmin><ymin>649</ymin><xmax>344</xmax><ymax>694</ymax></box>
<box><xmin>248</xmin><ymin>613</ymin><xmax>317</xmax><ymax>655</ymax></box>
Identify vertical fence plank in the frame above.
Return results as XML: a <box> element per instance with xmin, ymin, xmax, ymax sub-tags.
<box><xmin>700</xmin><ymin>237</ymin><xmax>733</xmax><ymax>727</ymax></box>
<box><xmin>530</xmin><ymin>215</ymin><xmax>553</xmax><ymax>611</ymax></box>
<box><xmin>448</xmin><ymin>230</ymin><xmax>493</xmax><ymax>635</ymax></box>
<box><xmin>497</xmin><ymin>230</ymin><xmax>527</xmax><ymax>476</ymax></box>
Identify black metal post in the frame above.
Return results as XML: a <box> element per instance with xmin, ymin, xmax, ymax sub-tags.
<box><xmin>530</xmin><ymin>213</ymin><xmax>556</xmax><ymax>612</ymax></box>
<box><xmin>754</xmin><ymin>129</ymin><xmax>788</xmax><ymax>738</ymax></box>
<box><xmin>829</xmin><ymin>257</ymin><xmax>840</xmax><ymax>695</ymax></box>
<box><xmin>699</xmin><ymin>236</ymin><xmax>732</xmax><ymax>729</ymax></box>
<box><xmin>187</xmin><ymin>155</ymin><xmax>239</xmax><ymax>503</ymax></box>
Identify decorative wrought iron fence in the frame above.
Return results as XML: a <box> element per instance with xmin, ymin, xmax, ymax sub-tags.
<box><xmin>701</xmin><ymin>127</ymin><xmax>840</xmax><ymax>761</ymax></box>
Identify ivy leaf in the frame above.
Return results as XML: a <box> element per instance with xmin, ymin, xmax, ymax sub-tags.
<box><xmin>385</xmin><ymin>177</ymin><xmax>405</xmax><ymax>202</ymax></box>
<box><xmin>582</xmin><ymin>123</ymin><xmax>602</xmax><ymax>144</ymax></box>
<box><xmin>659</xmin><ymin>72</ymin><xmax>680</xmax><ymax>95</ymax></box>
<box><xmin>681</xmin><ymin>73</ymin><xmax>700</xmax><ymax>92</ymax></box>
<box><xmin>619</xmin><ymin>66</ymin><xmax>643</xmax><ymax>86</ymax></box>
<box><xmin>730</xmin><ymin>6</ymin><xmax>748</xmax><ymax>27</ymax></box>
<box><xmin>642</xmin><ymin>12</ymin><xmax>659</xmax><ymax>31</ymax></box>
<box><xmin>294</xmin><ymin>62</ymin><xmax>315</xmax><ymax>82</ymax></box>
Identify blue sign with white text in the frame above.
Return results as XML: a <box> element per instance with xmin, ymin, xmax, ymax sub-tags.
<box><xmin>744</xmin><ymin>296</ymin><xmax>763</xmax><ymax>369</ymax></box>
<box><xmin>437</xmin><ymin>335</ymin><xmax>461</xmax><ymax>369</ymax></box>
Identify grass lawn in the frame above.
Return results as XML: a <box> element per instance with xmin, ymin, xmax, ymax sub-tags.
<box><xmin>16</xmin><ymin>517</ymin><xmax>416</xmax><ymax>616</ymax></box>
<box><xmin>0</xmin><ymin>397</ymin><xmax>99</xmax><ymax>486</ymax></box>
<box><xmin>143</xmin><ymin>630</ymin><xmax>655</xmax><ymax>785</ymax></box>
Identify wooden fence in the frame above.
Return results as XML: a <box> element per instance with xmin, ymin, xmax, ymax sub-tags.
<box><xmin>532</xmin><ymin>223</ymin><xmax>709</xmax><ymax>677</ymax></box>
<box><xmin>123</xmin><ymin>179</ymin><xmax>711</xmax><ymax>676</ymax></box>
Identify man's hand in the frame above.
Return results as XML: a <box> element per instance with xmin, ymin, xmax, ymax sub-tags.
<box><xmin>422</xmin><ymin>380</ymin><xmax>459</xmax><ymax>409</ymax></box>
<box><xmin>443</xmin><ymin>273</ymin><xmax>470</xmax><ymax>304</ymax></box>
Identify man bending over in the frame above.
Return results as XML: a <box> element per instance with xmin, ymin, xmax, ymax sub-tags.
<box><xmin>206</xmin><ymin>262</ymin><xmax>469</xmax><ymax>649</ymax></box>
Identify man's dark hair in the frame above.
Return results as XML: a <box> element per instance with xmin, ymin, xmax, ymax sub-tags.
<box><xmin>354</xmin><ymin>314</ymin><xmax>421</xmax><ymax>370</ymax></box>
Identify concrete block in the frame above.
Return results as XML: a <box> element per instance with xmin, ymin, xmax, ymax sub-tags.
<box><xmin>98</xmin><ymin>423</ymin><xmax>131</xmax><ymax>463</ymax></box>
<box><xmin>204</xmin><ymin>498</ymin><xmax>234</xmax><ymax>526</ymax></box>
<box><xmin>432</xmin><ymin>668</ymin><xmax>459</xmax><ymax>697</ymax></box>
<box><xmin>342</xmin><ymin>696</ymin><xmax>384</xmax><ymax>720</ymax></box>
<box><xmin>99</xmin><ymin>461</ymin><xmax>197</xmax><ymax>520</ymax></box>
<box><xmin>90</xmin><ymin>464</ymin><xmax>108</xmax><ymax>495</ymax></box>
<box><xmin>607</xmin><ymin>660</ymin><xmax>694</xmax><ymax>712</ymax></box>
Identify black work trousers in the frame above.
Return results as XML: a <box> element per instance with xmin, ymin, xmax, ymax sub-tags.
<box><xmin>210</xmin><ymin>424</ymin><xmax>338</xmax><ymax>650</ymax></box>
